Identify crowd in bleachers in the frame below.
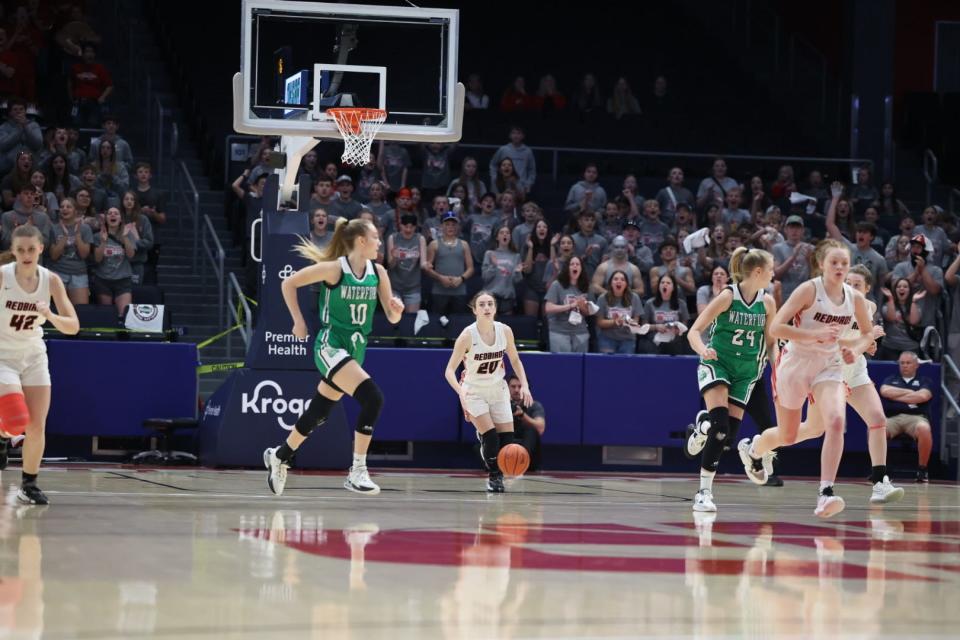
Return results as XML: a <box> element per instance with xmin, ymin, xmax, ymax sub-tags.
<box><xmin>230</xmin><ymin>118</ymin><xmax>960</xmax><ymax>364</ymax></box>
<box><xmin>0</xmin><ymin>2</ymin><xmax>169</xmax><ymax>317</ymax></box>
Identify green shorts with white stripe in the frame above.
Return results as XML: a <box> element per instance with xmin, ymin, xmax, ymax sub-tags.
<box><xmin>314</xmin><ymin>328</ymin><xmax>367</xmax><ymax>381</ymax></box>
<box><xmin>697</xmin><ymin>358</ymin><xmax>763</xmax><ymax>408</ymax></box>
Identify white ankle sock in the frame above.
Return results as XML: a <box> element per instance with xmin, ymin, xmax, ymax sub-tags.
<box><xmin>699</xmin><ymin>469</ymin><xmax>716</xmax><ymax>492</ymax></box>
<box><xmin>819</xmin><ymin>480</ymin><xmax>833</xmax><ymax>493</ymax></box>
<box><xmin>353</xmin><ymin>453</ymin><xmax>366</xmax><ymax>469</ymax></box>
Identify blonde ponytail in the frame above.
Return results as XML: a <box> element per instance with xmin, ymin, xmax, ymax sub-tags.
<box><xmin>810</xmin><ymin>238</ymin><xmax>849</xmax><ymax>278</ymax></box>
<box><xmin>295</xmin><ymin>217</ymin><xmax>373</xmax><ymax>264</ymax></box>
<box><xmin>729</xmin><ymin>246</ymin><xmax>773</xmax><ymax>283</ymax></box>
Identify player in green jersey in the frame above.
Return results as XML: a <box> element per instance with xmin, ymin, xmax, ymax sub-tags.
<box><xmin>264</xmin><ymin>217</ymin><xmax>404</xmax><ymax>497</ymax></box>
<box><xmin>686</xmin><ymin>247</ymin><xmax>777</xmax><ymax>513</ymax></box>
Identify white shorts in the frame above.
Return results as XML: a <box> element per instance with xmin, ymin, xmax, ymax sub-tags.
<box><xmin>774</xmin><ymin>346</ymin><xmax>843</xmax><ymax>410</ymax></box>
<box><xmin>843</xmin><ymin>355</ymin><xmax>872</xmax><ymax>390</ymax></box>
<box><xmin>0</xmin><ymin>348</ymin><xmax>50</xmax><ymax>387</ymax></box>
<box><xmin>463</xmin><ymin>379</ymin><xmax>512</xmax><ymax>424</ymax></box>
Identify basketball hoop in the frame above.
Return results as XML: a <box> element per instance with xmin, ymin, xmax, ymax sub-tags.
<box><xmin>327</xmin><ymin>107</ymin><xmax>387</xmax><ymax>166</ymax></box>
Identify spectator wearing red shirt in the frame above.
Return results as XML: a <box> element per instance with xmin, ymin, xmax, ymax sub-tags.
<box><xmin>69</xmin><ymin>44</ymin><xmax>113</xmax><ymax>127</ymax></box>
<box><xmin>500</xmin><ymin>76</ymin><xmax>537</xmax><ymax>112</ymax></box>
<box><xmin>0</xmin><ymin>28</ymin><xmax>29</xmax><ymax>101</ymax></box>
<box><xmin>532</xmin><ymin>74</ymin><xmax>567</xmax><ymax>115</ymax></box>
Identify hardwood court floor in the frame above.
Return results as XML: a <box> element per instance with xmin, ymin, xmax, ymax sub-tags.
<box><xmin>1</xmin><ymin>467</ymin><xmax>958</xmax><ymax>639</ymax></box>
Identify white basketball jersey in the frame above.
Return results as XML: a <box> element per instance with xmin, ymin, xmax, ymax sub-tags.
<box><xmin>790</xmin><ymin>276</ymin><xmax>856</xmax><ymax>356</ymax></box>
<box><xmin>462</xmin><ymin>321</ymin><xmax>507</xmax><ymax>386</ymax></box>
<box><xmin>0</xmin><ymin>262</ymin><xmax>49</xmax><ymax>349</ymax></box>
<box><xmin>841</xmin><ymin>299</ymin><xmax>874</xmax><ymax>378</ymax></box>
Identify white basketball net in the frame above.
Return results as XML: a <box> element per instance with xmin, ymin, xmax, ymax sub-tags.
<box><xmin>328</xmin><ymin>108</ymin><xmax>388</xmax><ymax>166</ymax></box>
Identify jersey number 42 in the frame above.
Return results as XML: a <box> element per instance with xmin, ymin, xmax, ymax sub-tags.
<box><xmin>9</xmin><ymin>314</ymin><xmax>36</xmax><ymax>332</ymax></box>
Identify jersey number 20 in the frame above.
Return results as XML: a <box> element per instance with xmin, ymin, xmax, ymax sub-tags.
<box><xmin>9</xmin><ymin>314</ymin><xmax>36</xmax><ymax>332</ymax></box>
<box><xmin>477</xmin><ymin>360</ymin><xmax>500</xmax><ymax>375</ymax></box>
<box><xmin>349</xmin><ymin>304</ymin><xmax>368</xmax><ymax>326</ymax></box>
<box><xmin>731</xmin><ymin>329</ymin><xmax>757</xmax><ymax>347</ymax></box>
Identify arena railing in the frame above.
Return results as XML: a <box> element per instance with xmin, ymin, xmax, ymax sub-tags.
<box><xmin>940</xmin><ymin>354</ymin><xmax>960</xmax><ymax>477</ymax></box>
<box><xmin>226</xmin><ymin>272</ymin><xmax>253</xmax><ymax>359</ymax></box>
<box><xmin>223</xmin><ymin>134</ymin><xmax>874</xmax><ymax>192</ymax></box>
<box><xmin>173</xmin><ymin>160</ymin><xmax>200</xmax><ymax>267</ymax></box>
<box><xmin>201</xmin><ymin>214</ymin><xmax>226</xmax><ymax>331</ymax></box>
<box><xmin>924</xmin><ymin>148</ymin><xmax>939</xmax><ymax>208</ymax></box>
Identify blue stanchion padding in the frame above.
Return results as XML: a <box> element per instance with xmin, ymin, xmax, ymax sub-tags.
<box><xmin>199</xmin><ymin>368</ymin><xmax>353</xmax><ymax>467</ymax></box>
<box><xmin>582</xmin><ymin>354</ymin><xmax>703</xmax><ymax>446</ymax></box>
<box><xmin>46</xmin><ymin>340</ymin><xmax>198</xmax><ymax>436</ymax></box>
<box><xmin>341</xmin><ymin>349</ymin><xmax>461</xmax><ymax>442</ymax></box>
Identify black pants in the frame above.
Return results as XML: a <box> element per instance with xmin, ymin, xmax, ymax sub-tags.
<box><xmin>514</xmin><ymin>422</ymin><xmax>542</xmax><ymax>472</ymax></box>
<box><xmin>431</xmin><ymin>293</ymin><xmax>467</xmax><ymax>316</ymax></box>
<box><xmin>745</xmin><ymin>380</ymin><xmax>775</xmax><ymax>432</ymax></box>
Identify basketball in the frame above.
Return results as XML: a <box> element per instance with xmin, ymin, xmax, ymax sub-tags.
<box><xmin>497</xmin><ymin>443</ymin><xmax>530</xmax><ymax>477</ymax></box>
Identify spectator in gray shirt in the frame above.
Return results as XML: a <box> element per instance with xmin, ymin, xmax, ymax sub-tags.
<box><xmin>655</xmin><ymin>167</ymin><xmax>695</xmax><ymax>227</ymax></box>
<box><xmin>1</xmin><ymin>184</ymin><xmax>53</xmax><ymax>250</ymax></box>
<box><xmin>378</xmin><ymin>141</ymin><xmax>410</xmax><ymax>191</ymax></box>
<box><xmin>544</xmin><ymin>255</ymin><xmax>595</xmax><ymax>353</ymax></box>
<box><xmin>826</xmin><ymin>182</ymin><xmax>887</xmax><ymax>300</ymax></box>
<box><xmin>772</xmin><ymin>215</ymin><xmax>814</xmax><ymax>300</ymax></box>
<box><xmin>386</xmin><ymin>213</ymin><xmax>428</xmax><ymax>312</ymax></box>
<box><xmin>420</xmin><ymin>143</ymin><xmax>454</xmax><ymax>200</ymax></box>
<box><xmin>891</xmin><ymin>234</ymin><xmax>944</xmax><ymax>328</ymax></box>
<box><xmin>637</xmin><ymin>199</ymin><xmax>670</xmax><ymax>256</ymax></box>
<box><xmin>425</xmin><ymin>211</ymin><xmax>474</xmax><ymax>315</ymax></box>
<box><xmin>363</xmin><ymin>181</ymin><xmax>391</xmax><ymax>219</ymax></box>
<box><xmin>87</xmin><ymin>114</ymin><xmax>133</xmax><ymax>166</ymax></box>
<box><xmin>850</xmin><ymin>166</ymin><xmax>879</xmax><ymax>205</ymax></box>
<box><xmin>466</xmin><ymin>194</ymin><xmax>502</xmax><ymax>267</ymax></box>
<box><xmin>621</xmin><ymin>220</ymin><xmax>654</xmax><ymax>273</ymax></box>
<box><xmin>720</xmin><ymin>186</ymin><xmax>750</xmax><ymax>230</ymax></box>
<box><xmin>47</xmin><ymin>197</ymin><xmax>93</xmax><ymax>304</ymax></box>
<box><xmin>595</xmin><ymin>270</ymin><xmax>643</xmax><ymax>354</ymax></box>
<box><xmin>696</xmin><ymin>157</ymin><xmax>738</xmax><ymax>210</ymax></box>
<box><xmin>0</xmin><ymin>99</ymin><xmax>42</xmax><ymax>177</ymax></box>
<box><xmin>564</xmin><ymin>163</ymin><xmax>607</xmax><ymax>214</ymax></box>
<box><xmin>328</xmin><ymin>175</ymin><xmax>363</xmax><ymax>220</ymax></box>
<box><xmin>120</xmin><ymin>190</ymin><xmax>154</xmax><ymax>285</ymax></box>
<box><xmin>649</xmin><ymin>237</ymin><xmax>696</xmax><ymax>296</ymax></box>
<box><xmin>511</xmin><ymin>200</ymin><xmax>541</xmax><ymax>251</ymax></box>
<box><xmin>93</xmin><ymin>139</ymin><xmax>129</xmax><ymax>199</ymax></box>
<box><xmin>571</xmin><ymin>209</ymin><xmax>608</xmax><ymax>278</ymax></box>
<box><xmin>488</xmin><ymin>126</ymin><xmax>536</xmax><ymax>195</ymax></box>
<box><xmin>92</xmin><ymin>207</ymin><xmax>136</xmax><ymax>315</ymax></box>
<box><xmin>482</xmin><ymin>226</ymin><xmax>523</xmax><ymax>314</ymax></box>
<box><xmin>915</xmin><ymin>205</ymin><xmax>952</xmax><ymax>267</ymax></box>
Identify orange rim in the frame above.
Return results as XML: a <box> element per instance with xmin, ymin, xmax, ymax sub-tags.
<box><xmin>328</xmin><ymin>108</ymin><xmax>388</xmax><ymax>135</ymax></box>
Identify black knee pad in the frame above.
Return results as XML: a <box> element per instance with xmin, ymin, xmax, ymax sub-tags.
<box><xmin>722</xmin><ymin>417</ymin><xmax>742</xmax><ymax>450</ymax></box>
<box><xmin>352</xmin><ymin>379</ymin><xmax>384</xmax><ymax>435</ymax></box>
<box><xmin>497</xmin><ymin>431</ymin><xmax>515</xmax><ymax>449</ymax></box>
<box><xmin>294</xmin><ymin>392</ymin><xmax>337</xmax><ymax>436</ymax></box>
<box><xmin>700</xmin><ymin>407</ymin><xmax>730</xmax><ymax>472</ymax></box>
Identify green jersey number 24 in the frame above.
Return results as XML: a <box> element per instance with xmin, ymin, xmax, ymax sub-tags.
<box><xmin>731</xmin><ymin>329</ymin><xmax>757</xmax><ymax>348</ymax></box>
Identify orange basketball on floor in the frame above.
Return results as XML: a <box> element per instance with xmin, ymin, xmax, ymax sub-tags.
<box><xmin>497</xmin><ymin>443</ymin><xmax>530</xmax><ymax>477</ymax></box>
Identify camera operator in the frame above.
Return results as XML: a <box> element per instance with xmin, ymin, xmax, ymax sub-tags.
<box><xmin>508</xmin><ymin>374</ymin><xmax>545</xmax><ymax>471</ymax></box>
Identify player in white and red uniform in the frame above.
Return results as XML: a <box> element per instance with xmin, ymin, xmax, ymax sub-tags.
<box><xmin>0</xmin><ymin>224</ymin><xmax>79</xmax><ymax>505</ymax></box>
<box><xmin>766</xmin><ymin>265</ymin><xmax>904</xmax><ymax>505</ymax></box>
<box><xmin>740</xmin><ymin>239</ymin><xmax>875</xmax><ymax>518</ymax></box>
<box><xmin>445</xmin><ymin>291</ymin><xmax>533</xmax><ymax>493</ymax></box>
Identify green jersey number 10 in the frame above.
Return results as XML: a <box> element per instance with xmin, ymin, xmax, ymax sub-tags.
<box><xmin>349</xmin><ymin>304</ymin><xmax>368</xmax><ymax>326</ymax></box>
